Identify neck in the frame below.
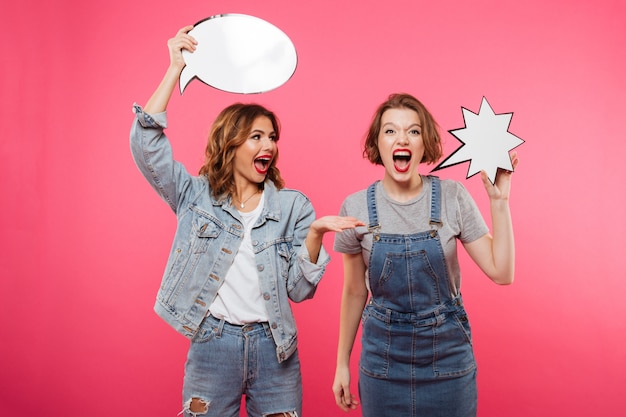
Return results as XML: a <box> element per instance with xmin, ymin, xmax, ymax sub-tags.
<box><xmin>234</xmin><ymin>185</ymin><xmax>261</xmax><ymax>209</ymax></box>
<box><xmin>382</xmin><ymin>174</ymin><xmax>423</xmax><ymax>202</ymax></box>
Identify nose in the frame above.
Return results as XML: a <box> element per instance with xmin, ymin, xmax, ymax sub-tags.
<box><xmin>397</xmin><ymin>130</ymin><xmax>409</xmax><ymax>144</ymax></box>
<box><xmin>261</xmin><ymin>136</ymin><xmax>276</xmax><ymax>150</ymax></box>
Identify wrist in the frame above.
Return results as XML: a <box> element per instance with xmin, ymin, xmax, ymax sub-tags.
<box><xmin>490</xmin><ymin>198</ymin><xmax>510</xmax><ymax>211</ymax></box>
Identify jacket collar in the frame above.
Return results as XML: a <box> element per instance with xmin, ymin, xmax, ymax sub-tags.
<box><xmin>211</xmin><ymin>180</ymin><xmax>281</xmax><ymax>222</ymax></box>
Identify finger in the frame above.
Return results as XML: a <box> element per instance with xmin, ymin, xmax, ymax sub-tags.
<box><xmin>174</xmin><ymin>38</ymin><xmax>197</xmax><ymax>54</ymax></box>
<box><xmin>480</xmin><ymin>170</ymin><xmax>492</xmax><ymax>188</ymax></box>
<box><xmin>177</xmin><ymin>25</ymin><xmax>195</xmax><ymax>35</ymax></box>
<box><xmin>334</xmin><ymin>389</ymin><xmax>349</xmax><ymax>411</ymax></box>
<box><xmin>342</xmin><ymin>386</ymin><xmax>354</xmax><ymax>404</ymax></box>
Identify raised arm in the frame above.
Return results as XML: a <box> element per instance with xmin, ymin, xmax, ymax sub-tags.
<box><xmin>144</xmin><ymin>25</ymin><xmax>197</xmax><ymax>114</ymax></box>
<box><xmin>304</xmin><ymin>216</ymin><xmax>365</xmax><ymax>264</ymax></box>
<box><xmin>463</xmin><ymin>152</ymin><xmax>519</xmax><ymax>285</ymax></box>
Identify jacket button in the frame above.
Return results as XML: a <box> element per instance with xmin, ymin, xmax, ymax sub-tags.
<box><xmin>252</xmin><ymin>240</ymin><xmax>258</xmax><ymax>246</ymax></box>
<box><xmin>257</xmin><ymin>265</ymin><xmax>264</xmax><ymax>271</ymax></box>
<box><xmin>263</xmin><ymin>293</ymin><xmax>270</xmax><ymax>300</ymax></box>
<box><xmin>271</xmin><ymin>322</ymin><xmax>277</xmax><ymax>329</ymax></box>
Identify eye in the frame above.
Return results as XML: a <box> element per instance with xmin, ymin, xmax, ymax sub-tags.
<box><xmin>409</xmin><ymin>129</ymin><xmax>421</xmax><ymax>135</ymax></box>
<box><xmin>250</xmin><ymin>133</ymin><xmax>261</xmax><ymax>140</ymax></box>
<box><xmin>384</xmin><ymin>129</ymin><xmax>395</xmax><ymax>134</ymax></box>
<box><xmin>269</xmin><ymin>134</ymin><xmax>278</xmax><ymax>142</ymax></box>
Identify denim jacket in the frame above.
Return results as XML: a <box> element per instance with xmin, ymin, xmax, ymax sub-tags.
<box><xmin>130</xmin><ymin>105</ymin><xmax>330</xmax><ymax>362</ymax></box>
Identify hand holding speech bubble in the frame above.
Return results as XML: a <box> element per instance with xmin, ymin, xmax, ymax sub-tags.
<box><xmin>180</xmin><ymin>14</ymin><xmax>298</xmax><ymax>94</ymax></box>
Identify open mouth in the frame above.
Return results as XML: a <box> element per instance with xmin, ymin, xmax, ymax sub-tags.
<box><xmin>392</xmin><ymin>149</ymin><xmax>411</xmax><ymax>172</ymax></box>
<box><xmin>254</xmin><ymin>155</ymin><xmax>272</xmax><ymax>174</ymax></box>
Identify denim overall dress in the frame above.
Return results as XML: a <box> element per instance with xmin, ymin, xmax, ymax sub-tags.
<box><xmin>358</xmin><ymin>177</ymin><xmax>478</xmax><ymax>417</ymax></box>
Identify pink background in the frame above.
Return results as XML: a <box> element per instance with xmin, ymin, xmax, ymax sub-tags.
<box><xmin>2</xmin><ymin>0</ymin><xmax>625</xmax><ymax>415</ymax></box>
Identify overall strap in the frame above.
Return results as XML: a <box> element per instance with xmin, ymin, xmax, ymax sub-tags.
<box><xmin>366</xmin><ymin>181</ymin><xmax>381</xmax><ymax>240</ymax></box>
<box><xmin>428</xmin><ymin>175</ymin><xmax>443</xmax><ymax>227</ymax></box>
<box><xmin>367</xmin><ymin>177</ymin><xmax>442</xmax><ymax>237</ymax></box>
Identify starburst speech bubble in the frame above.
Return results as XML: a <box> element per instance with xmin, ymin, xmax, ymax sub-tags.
<box><xmin>432</xmin><ymin>97</ymin><xmax>524</xmax><ymax>184</ymax></box>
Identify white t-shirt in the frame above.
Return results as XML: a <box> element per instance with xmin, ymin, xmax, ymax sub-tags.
<box><xmin>209</xmin><ymin>193</ymin><xmax>269</xmax><ymax>324</ymax></box>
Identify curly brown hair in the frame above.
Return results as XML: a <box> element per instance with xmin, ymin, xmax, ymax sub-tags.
<box><xmin>198</xmin><ymin>103</ymin><xmax>285</xmax><ymax>199</ymax></box>
<box><xmin>363</xmin><ymin>93</ymin><xmax>443</xmax><ymax>165</ymax></box>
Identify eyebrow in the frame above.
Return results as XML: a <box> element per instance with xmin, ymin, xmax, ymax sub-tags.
<box><xmin>382</xmin><ymin>122</ymin><xmax>422</xmax><ymax>129</ymax></box>
<box><xmin>250</xmin><ymin>129</ymin><xmax>276</xmax><ymax>136</ymax></box>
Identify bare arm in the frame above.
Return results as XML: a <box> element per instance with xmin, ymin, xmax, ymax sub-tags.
<box><xmin>463</xmin><ymin>152</ymin><xmax>519</xmax><ymax>285</ymax></box>
<box><xmin>143</xmin><ymin>25</ymin><xmax>197</xmax><ymax>114</ymax></box>
<box><xmin>304</xmin><ymin>216</ymin><xmax>364</xmax><ymax>264</ymax></box>
<box><xmin>332</xmin><ymin>253</ymin><xmax>368</xmax><ymax>412</ymax></box>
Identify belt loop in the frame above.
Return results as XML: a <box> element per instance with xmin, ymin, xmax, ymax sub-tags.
<box><xmin>215</xmin><ymin>317</ymin><xmax>225</xmax><ymax>338</ymax></box>
<box><xmin>262</xmin><ymin>322</ymin><xmax>272</xmax><ymax>338</ymax></box>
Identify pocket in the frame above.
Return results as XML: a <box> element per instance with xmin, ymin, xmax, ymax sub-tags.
<box><xmin>432</xmin><ymin>314</ymin><xmax>476</xmax><ymax>378</ymax></box>
<box><xmin>190</xmin><ymin>215</ymin><xmax>220</xmax><ymax>254</ymax></box>
<box><xmin>191</xmin><ymin>318</ymin><xmax>218</xmax><ymax>343</ymax></box>
<box><xmin>377</xmin><ymin>256</ymin><xmax>394</xmax><ymax>287</ymax></box>
<box><xmin>359</xmin><ymin>313</ymin><xmax>390</xmax><ymax>379</ymax></box>
<box><xmin>276</xmin><ymin>241</ymin><xmax>294</xmax><ymax>281</ymax></box>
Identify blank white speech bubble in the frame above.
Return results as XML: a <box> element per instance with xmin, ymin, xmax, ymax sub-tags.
<box><xmin>180</xmin><ymin>14</ymin><xmax>298</xmax><ymax>94</ymax></box>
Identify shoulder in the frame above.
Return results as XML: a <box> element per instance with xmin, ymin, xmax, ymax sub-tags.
<box><xmin>341</xmin><ymin>187</ymin><xmax>368</xmax><ymax>209</ymax></box>
<box><xmin>276</xmin><ymin>187</ymin><xmax>311</xmax><ymax>201</ymax></box>
<box><xmin>264</xmin><ymin>184</ymin><xmax>315</xmax><ymax>219</ymax></box>
<box><xmin>335</xmin><ymin>187</ymin><xmax>369</xmax><ymax>218</ymax></box>
<box><xmin>345</xmin><ymin>187</ymin><xmax>368</xmax><ymax>203</ymax></box>
<box><xmin>435</xmin><ymin>176</ymin><xmax>472</xmax><ymax>199</ymax></box>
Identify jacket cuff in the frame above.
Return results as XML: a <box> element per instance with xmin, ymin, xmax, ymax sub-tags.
<box><xmin>132</xmin><ymin>103</ymin><xmax>168</xmax><ymax>129</ymax></box>
<box><xmin>298</xmin><ymin>245</ymin><xmax>330</xmax><ymax>282</ymax></box>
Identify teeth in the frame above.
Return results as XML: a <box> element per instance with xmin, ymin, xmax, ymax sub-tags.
<box><xmin>393</xmin><ymin>151</ymin><xmax>411</xmax><ymax>160</ymax></box>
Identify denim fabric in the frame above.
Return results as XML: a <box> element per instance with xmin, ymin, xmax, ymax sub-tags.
<box><xmin>359</xmin><ymin>177</ymin><xmax>477</xmax><ymax>417</ymax></box>
<box><xmin>130</xmin><ymin>105</ymin><xmax>330</xmax><ymax>362</ymax></box>
<box><xmin>182</xmin><ymin>315</ymin><xmax>302</xmax><ymax>417</ymax></box>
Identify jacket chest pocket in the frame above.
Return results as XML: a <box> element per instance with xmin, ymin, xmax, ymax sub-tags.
<box><xmin>191</xmin><ymin>217</ymin><xmax>221</xmax><ymax>254</ymax></box>
<box><xmin>276</xmin><ymin>241</ymin><xmax>294</xmax><ymax>279</ymax></box>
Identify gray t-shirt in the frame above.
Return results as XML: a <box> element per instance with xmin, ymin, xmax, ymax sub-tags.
<box><xmin>334</xmin><ymin>176</ymin><xmax>489</xmax><ymax>295</ymax></box>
